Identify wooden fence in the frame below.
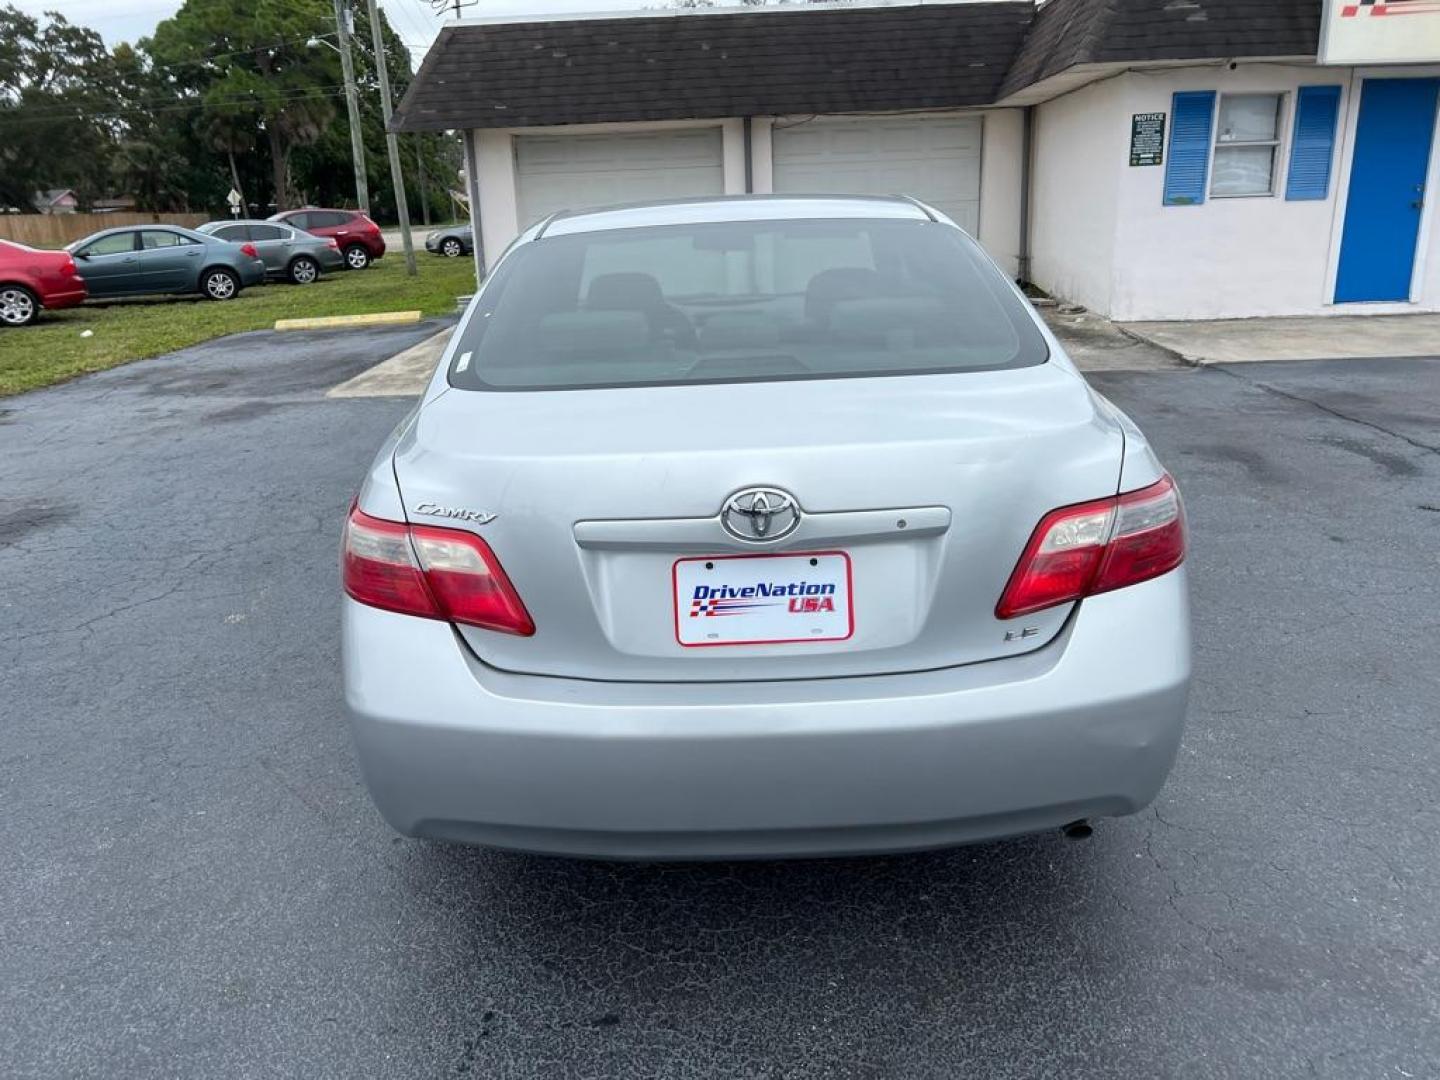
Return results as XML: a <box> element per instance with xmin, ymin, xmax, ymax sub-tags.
<box><xmin>0</xmin><ymin>212</ymin><xmax>209</xmax><ymax>249</ymax></box>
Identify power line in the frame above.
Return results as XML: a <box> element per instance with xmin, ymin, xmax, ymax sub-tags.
<box><xmin>394</xmin><ymin>0</ymin><xmax>439</xmax><ymax>54</ymax></box>
<box><xmin>428</xmin><ymin>0</ymin><xmax>478</xmax><ymax>18</ymax></box>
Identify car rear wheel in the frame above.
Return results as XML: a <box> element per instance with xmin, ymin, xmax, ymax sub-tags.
<box><xmin>0</xmin><ymin>285</ymin><xmax>39</xmax><ymax>327</ymax></box>
<box><xmin>288</xmin><ymin>256</ymin><xmax>320</xmax><ymax>285</ymax></box>
<box><xmin>344</xmin><ymin>244</ymin><xmax>371</xmax><ymax>271</ymax></box>
<box><xmin>202</xmin><ymin>268</ymin><xmax>239</xmax><ymax>301</ymax></box>
<box><xmin>441</xmin><ymin>238</ymin><xmax>463</xmax><ymax>258</ymax></box>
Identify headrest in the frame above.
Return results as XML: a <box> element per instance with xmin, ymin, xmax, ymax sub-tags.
<box><xmin>586</xmin><ymin>272</ymin><xmax>667</xmax><ymax>311</ymax></box>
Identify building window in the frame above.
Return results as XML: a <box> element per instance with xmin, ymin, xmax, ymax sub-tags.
<box><xmin>1211</xmin><ymin>94</ymin><xmax>1284</xmax><ymax>197</ymax></box>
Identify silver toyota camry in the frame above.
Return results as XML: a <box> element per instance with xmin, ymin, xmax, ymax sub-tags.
<box><xmin>341</xmin><ymin>195</ymin><xmax>1190</xmax><ymax>860</ymax></box>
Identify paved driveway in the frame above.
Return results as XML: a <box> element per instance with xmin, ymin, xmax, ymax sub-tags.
<box><xmin>2</xmin><ymin>335</ymin><xmax>1437</xmax><ymax>1079</ymax></box>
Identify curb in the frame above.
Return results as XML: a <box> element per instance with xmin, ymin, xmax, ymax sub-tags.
<box><xmin>1113</xmin><ymin>323</ymin><xmax>1203</xmax><ymax>368</ymax></box>
<box><xmin>275</xmin><ymin>310</ymin><xmax>422</xmax><ymax>332</ymax></box>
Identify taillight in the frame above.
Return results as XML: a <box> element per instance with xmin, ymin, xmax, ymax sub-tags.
<box><xmin>327</xmin><ymin>238</ymin><xmax>340</xmax><ymax>250</ymax></box>
<box><xmin>342</xmin><ymin>506</ymin><xmax>534</xmax><ymax>636</ymax></box>
<box><xmin>240</xmin><ymin>243</ymin><xmax>259</xmax><ymax>258</ymax></box>
<box><xmin>61</xmin><ymin>255</ymin><xmax>77</xmax><ymax>276</ymax></box>
<box><xmin>996</xmin><ymin>475</ymin><xmax>1185</xmax><ymax>619</ymax></box>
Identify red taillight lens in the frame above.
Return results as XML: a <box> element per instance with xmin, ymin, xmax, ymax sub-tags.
<box><xmin>996</xmin><ymin>475</ymin><xmax>1185</xmax><ymax>619</ymax></box>
<box><xmin>327</xmin><ymin>238</ymin><xmax>340</xmax><ymax>250</ymax></box>
<box><xmin>342</xmin><ymin>506</ymin><xmax>534</xmax><ymax>636</ymax></box>
<box><xmin>61</xmin><ymin>255</ymin><xmax>77</xmax><ymax>276</ymax></box>
<box><xmin>240</xmin><ymin>243</ymin><xmax>259</xmax><ymax>258</ymax></box>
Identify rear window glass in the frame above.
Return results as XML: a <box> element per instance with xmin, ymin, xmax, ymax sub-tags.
<box><xmin>447</xmin><ymin>218</ymin><xmax>1046</xmax><ymax>391</ymax></box>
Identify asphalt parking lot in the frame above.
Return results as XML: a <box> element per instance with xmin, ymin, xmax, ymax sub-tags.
<box><xmin>2</xmin><ymin>333</ymin><xmax>1438</xmax><ymax>1079</ymax></box>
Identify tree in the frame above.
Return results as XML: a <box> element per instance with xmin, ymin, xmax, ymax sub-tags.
<box><xmin>145</xmin><ymin>0</ymin><xmax>339</xmax><ymax>211</ymax></box>
<box><xmin>0</xmin><ymin>5</ymin><xmax>118</xmax><ymax>209</ymax></box>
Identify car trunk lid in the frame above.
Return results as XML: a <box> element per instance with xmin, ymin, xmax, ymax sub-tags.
<box><xmin>393</xmin><ymin>365</ymin><xmax>1123</xmax><ymax>682</ymax></box>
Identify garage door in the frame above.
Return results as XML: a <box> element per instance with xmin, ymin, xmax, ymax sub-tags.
<box><xmin>772</xmin><ymin>116</ymin><xmax>982</xmax><ymax>234</ymax></box>
<box><xmin>514</xmin><ymin>128</ymin><xmax>725</xmax><ymax>228</ymax></box>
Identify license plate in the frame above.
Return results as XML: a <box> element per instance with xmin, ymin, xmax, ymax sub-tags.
<box><xmin>673</xmin><ymin>551</ymin><xmax>853</xmax><ymax>647</ymax></box>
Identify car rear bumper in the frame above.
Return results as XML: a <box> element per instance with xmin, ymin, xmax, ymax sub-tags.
<box><xmin>239</xmin><ymin>259</ymin><xmax>266</xmax><ymax>286</ymax></box>
<box><xmin>40</xmin><ymin>286</ymin><xmax>87</xmax><ymax>310</ymax></box>
<box><xmin>343</xmin><ymin>571</ymin><xmax>1190</xmax><ymax>860</ymax></box>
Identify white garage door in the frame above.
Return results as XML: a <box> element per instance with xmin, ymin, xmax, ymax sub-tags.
<box><xmin>772</xmin><ymin>116</ymin><xmax>982</xmax><ymax>234</ymax></box>
<box><xmin>514</xmin><ymin>128</ymin><xmax>726</xmax><ymax>228</ymax></box>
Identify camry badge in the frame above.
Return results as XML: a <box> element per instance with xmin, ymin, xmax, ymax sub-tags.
<box><xmin>721</xmin><ymin>487</ymin><xmax>801</xmax><ymax>543</ymax></box>
<box><xmin>414</xmin><ymin>502</ymin><xmax>496</xmax><ymax>525</ymax></box>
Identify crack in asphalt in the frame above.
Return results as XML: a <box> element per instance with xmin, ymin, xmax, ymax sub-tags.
<box><xmin>1213</xmin><ymin>364</ymin><xmax>1440</xmax><ymax>456</ymax></box>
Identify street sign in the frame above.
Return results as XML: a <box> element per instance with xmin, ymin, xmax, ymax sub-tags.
<box><xmin>226</xmin><ymin>188</ymin><xmax>243</xmax><ymax>218</ymax></box>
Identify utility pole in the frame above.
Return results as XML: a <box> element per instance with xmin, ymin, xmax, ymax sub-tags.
<box><xmin>366</xmin><ymin>0</ymin><xmax>417</xmax><ymax>276</ymax></box>
<box><xmin>332</xmin><ymin>0</ymin><xmax>369</xmax><ymax>214</ymax></box>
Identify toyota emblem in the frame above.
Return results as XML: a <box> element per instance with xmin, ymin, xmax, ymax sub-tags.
<box><xmin>721</xmin><ymin>487</ymin><xmax>801</xmax><ymax>542</ymax></box>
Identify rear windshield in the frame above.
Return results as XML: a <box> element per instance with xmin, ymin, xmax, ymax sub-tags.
<box><xmin>447</xmin><ymin>218</ymin><xmax>1046</xmax><ymax>391</ymax></box>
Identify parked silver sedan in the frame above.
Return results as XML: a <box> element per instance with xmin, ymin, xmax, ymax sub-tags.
<box><xmin>197</xmin><ymin>220</ymin><xmax>344</xmax><ymax>284</ymax></box>
<box><xmin>341</xmin><ymin>195</ymin><xmax>1191</xmax><ymax>860</ymax></box>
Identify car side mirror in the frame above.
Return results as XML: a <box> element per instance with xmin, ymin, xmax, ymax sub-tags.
<box><xmin>74</xmin><ymin>251</ymin><xmax>90</xmax><ymax>260</ymax></box>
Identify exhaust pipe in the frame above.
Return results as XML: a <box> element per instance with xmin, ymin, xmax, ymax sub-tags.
<box><xmin>1061</xmin><ymin>819</ymin><xmax>1093</xmax><ymax>842</ymax></box>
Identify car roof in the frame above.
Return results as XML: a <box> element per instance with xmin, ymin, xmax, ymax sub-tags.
<box><xmin>78</xmin><ymin>224</ymin><xmax>199</xmax><ymax>241</ymax></box>
<box><xmin>270</xmin><ymin>208</ymin><xmax>353</xmax><ymax>217</ymax></box>
<box><xmin>540</xmin><ymin>194</ymin><xmax>934</xmax><ymax>238</ymax></box>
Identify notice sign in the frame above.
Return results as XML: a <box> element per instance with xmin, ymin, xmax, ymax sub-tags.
<box><xmin>1130</xmin><ymin>113</ymin><xmax>1165</xmax><ymax>167</ymax></box>
<box><xmin>1321</xmin><ymin>0</ymin><xmax>1440</xmax><ymax>64</ymax></box>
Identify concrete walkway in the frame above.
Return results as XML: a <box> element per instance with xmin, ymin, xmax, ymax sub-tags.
<box><xmin>327</xmin><ymin>327</ymin><xmax>453</xmax><ymax>398</ymax></box>
<box><xmin>1123</xmin><ymin>312</ymin><xmax>1440</xmax><ymax>365</ymax></box>
<box><xmin>1040</xmin><ymin>309</ymin><xmax>1186</xmax><ymax>372</ymax></box>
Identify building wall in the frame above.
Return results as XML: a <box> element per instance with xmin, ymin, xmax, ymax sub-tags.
<box><xmin>977</xmin><ymin>109</ymin><xmax>1025</xmax><ymax>278</ymax></box>
<box><xmin>469</xmin><ymin>110</ymin><xmax>1025</xmax><ymax>275</ymax></box>
<box><xmin>1029</xmin><ymin>77</ymin><xmax>1128</xmax><ymax>316</ymax></box>
<box><xmin>475</xmin><ymin>129</ymin><xmax>519</xmax><ymax>265</ymax></box>
<box><xmin>1032</xmin><ymin>64</ymin><xmax>1440</xmax><ymax>321</ymax></box>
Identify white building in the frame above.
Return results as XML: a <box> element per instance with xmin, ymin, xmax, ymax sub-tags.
<box><xmin>393</xmin><ymin>0</ymin><xmax>1440</xmax><ymax>322</ymax></box>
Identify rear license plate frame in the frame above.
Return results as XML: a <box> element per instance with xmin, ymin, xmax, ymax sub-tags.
<box><xmin>672</xmin><ymin>550</ymin><xmax>854</xmax><ymax>648</ymax></box>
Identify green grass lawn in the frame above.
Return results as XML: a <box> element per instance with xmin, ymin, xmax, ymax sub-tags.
<box><xmin>0</xmin><ymin>254</ymin><xmax>476</xmax><ymax>397</ymax></box>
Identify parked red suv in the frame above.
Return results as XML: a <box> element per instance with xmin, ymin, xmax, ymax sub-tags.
<box><xmin>0</xmin><ymin>239</ymin><xmax>88</xmax><ymax>327</ymax></box>
<box><xmin>268</xmin><ymin>208</ymin><xmax>385</xmax><ymax>270</ymax></box>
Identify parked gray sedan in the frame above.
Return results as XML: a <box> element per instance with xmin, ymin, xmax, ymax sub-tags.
<box><xmin>424</xmin><ymin>225</ymin><xmax>473</xmax><ymax>258</ymax></box>
<box><xmin>68</xmin><ymin>225</ymin><xmax>264</xmax><ymax>301</ymax></box>
<box><xmin>341</xmin><ymin>195</ymin><xmax>1191</xmax><ymax>861</ymax></box>
<box><xmin>198</xmin><ymin>219</ymin><xmax>344</xmax><ymax>284</ymax></box>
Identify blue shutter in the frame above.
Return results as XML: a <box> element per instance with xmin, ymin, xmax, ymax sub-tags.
<box><xmin>1286</xmin><ymin>85</ymin><xmax>1342</xmax><ymax>201</ymax></box>
<box><xmin>1162</xmin><ymin>91</ymin><xmax>1216</xmax><ymax>206</ymax></box>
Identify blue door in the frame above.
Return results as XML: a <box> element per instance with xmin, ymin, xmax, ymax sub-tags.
<box><xmin>1335</xmin><ymin>78</ymin><xmax>1440</xmax><ymax>303</ymax></box>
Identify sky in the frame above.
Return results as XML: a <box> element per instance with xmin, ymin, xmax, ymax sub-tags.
<box><xmin>12</xmin><ymin>1</ymin><xmax>949</xmax><ymax>70</ymax></box>
<box><xmin>11</xmin><ymin>1</ymin><xmax>915</xmax><ymax>71</ymax></box>
<box><xmin>8</xmin><ymin>1</ymin><xmax>670</xmax><ymax>69</ymax></box>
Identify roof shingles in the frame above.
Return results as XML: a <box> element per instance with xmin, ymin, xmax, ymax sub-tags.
<box><xmin>999</xmin><ymin>0</ymin><xmax>1321</xmax><ymax>99</ymax></box>
<box><xmin>392</xmin><ymin>0</ymin><xmax>1325</xmax><ymax>132</ymax></box>
<box><xmin>393</xmin><ymin>3</ymin><xmax>1034</xmax><ymax>131</ymax></box>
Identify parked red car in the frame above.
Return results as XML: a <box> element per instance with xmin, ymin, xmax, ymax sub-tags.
<box><xmin>268</xmin><ymin>208</ymin><xmax>385</xmax><ymax>270</ymax></box>
<box><xmin>0</xmin><ymin>239</ymin><xmax>88</xmax><ymax>327</ymax></box>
